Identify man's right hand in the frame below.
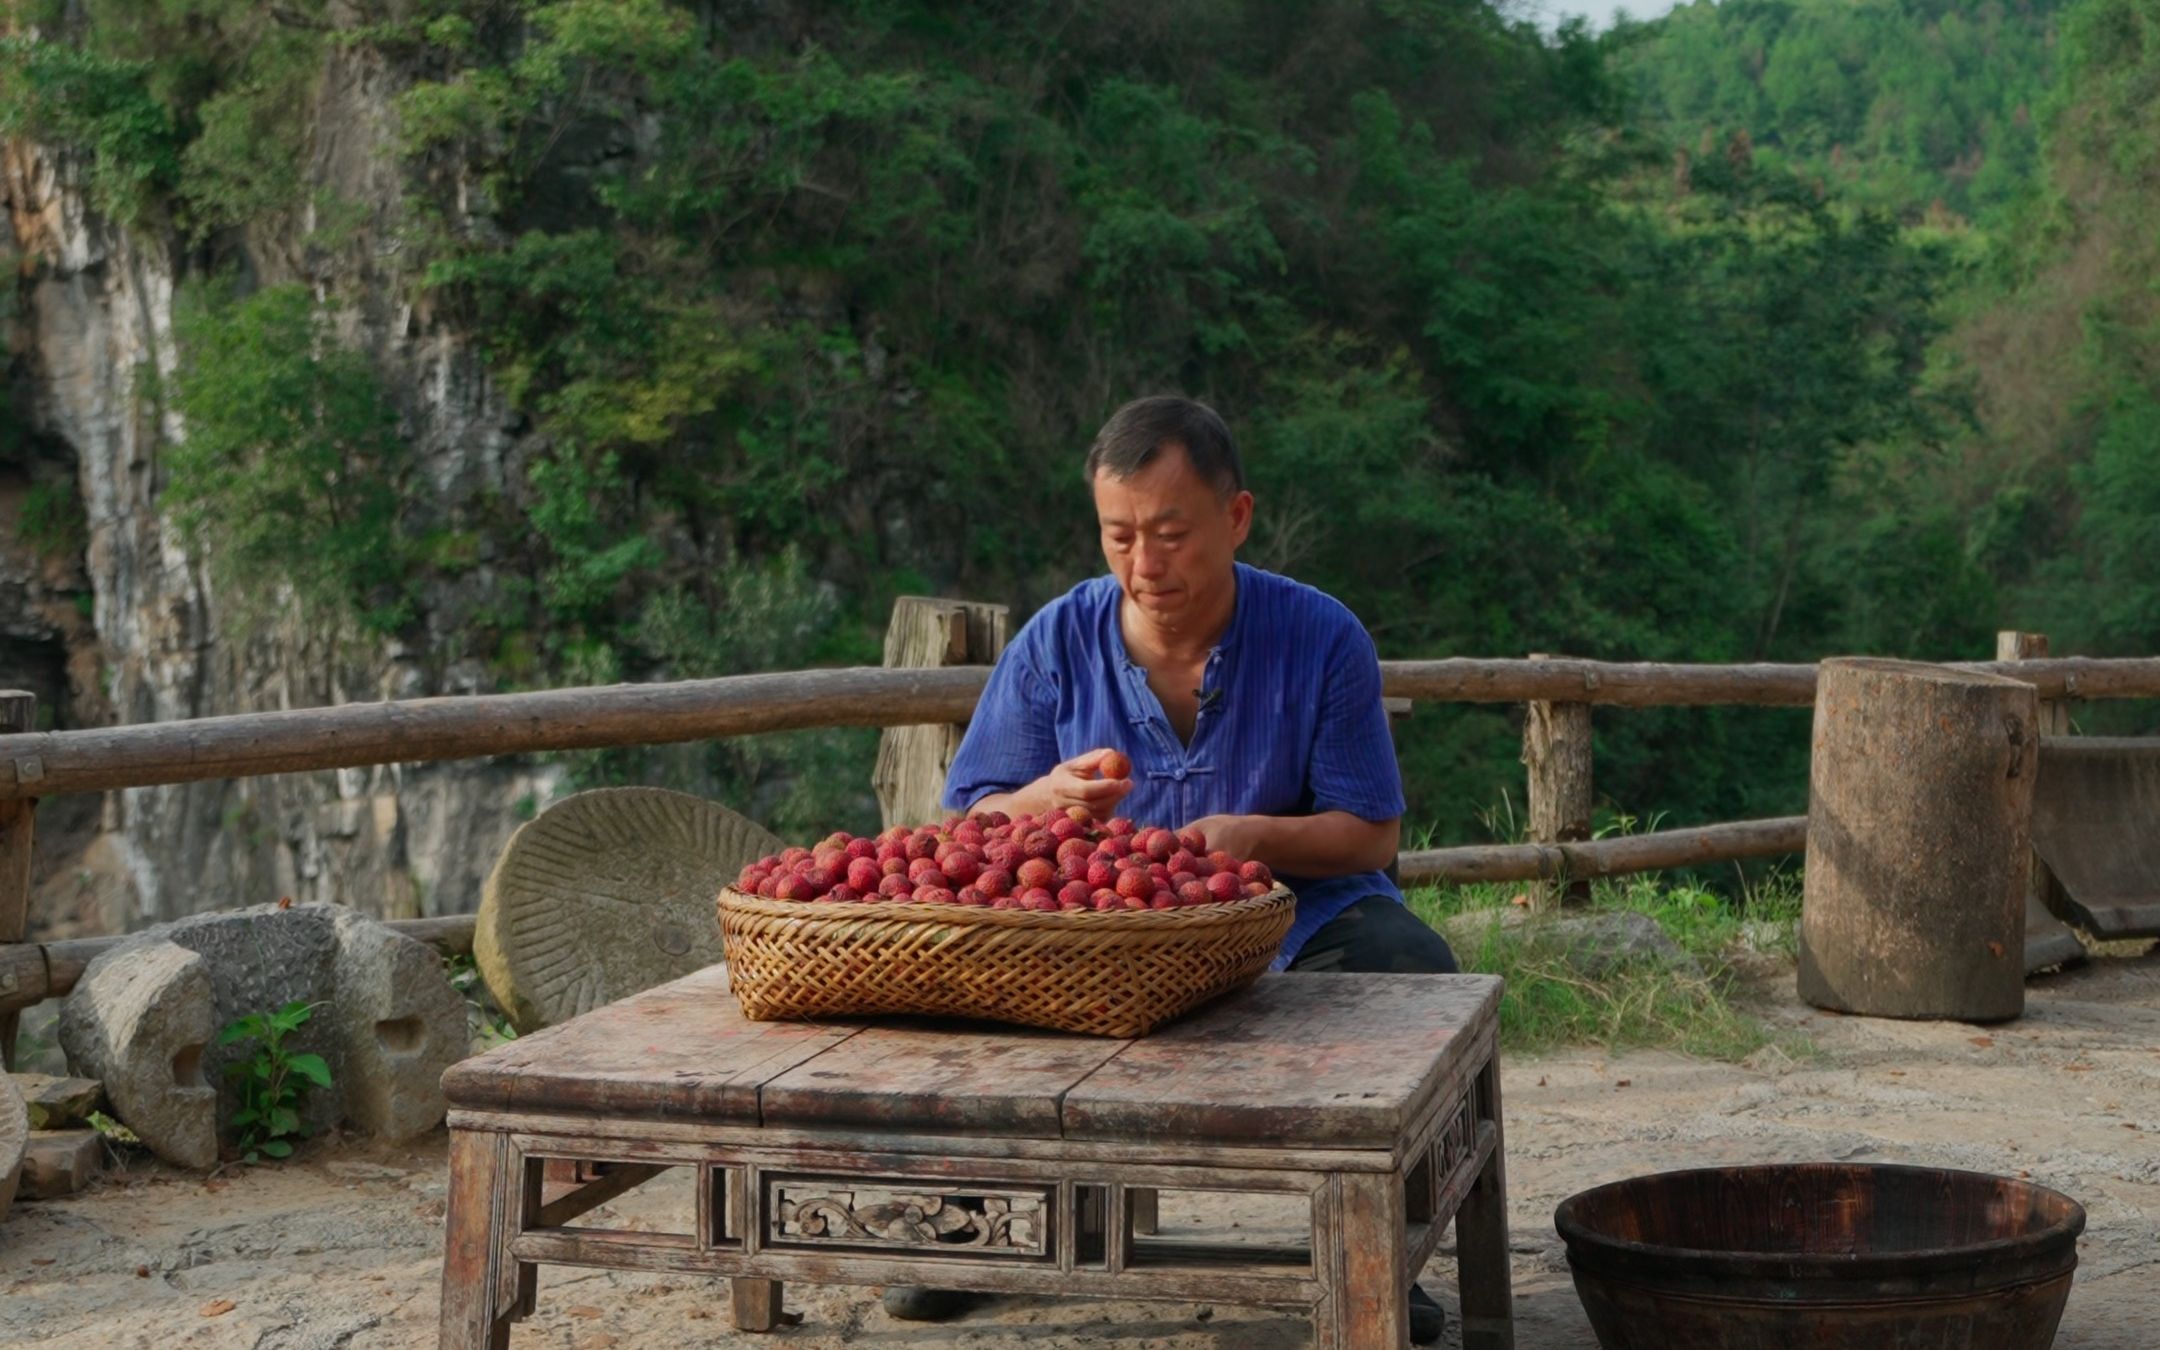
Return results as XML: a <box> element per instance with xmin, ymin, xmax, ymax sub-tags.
<box><xmin>974</xmin><ymin>749</ymin><xmax>1133</xmax><ymax>821</ymax></box>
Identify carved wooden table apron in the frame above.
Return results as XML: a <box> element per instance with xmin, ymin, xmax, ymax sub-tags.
<box><xmin>438</xmin><ymin>967</ymin><xmax>1512</xmax><ymax>1349</ymax></box>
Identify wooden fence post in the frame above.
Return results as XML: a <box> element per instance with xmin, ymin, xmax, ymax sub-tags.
<box><xmin>873</xmin><ymin>598</ymin><xmax>1011</xmax><ymax>830</ymax></box>
<box><xmin>1522</xmin><ymin>655</ymin><xmax>1592</xmax><ymax>911</ymax></box>
<box><xmin>1995</xmin><ymin>632</ymin><xmax>2086</xmax><ymax>972</ymax></box>
<box><xmin>0</xmin><ymin>690</ymin><xmax>36</xmax><ymax>1069</ymax></box>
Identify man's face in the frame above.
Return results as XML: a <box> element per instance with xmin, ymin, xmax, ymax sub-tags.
<box><xmin>1092</xmin><ymin>443</ymin><xmax>1253</xmax><ymax>624</ymax></box>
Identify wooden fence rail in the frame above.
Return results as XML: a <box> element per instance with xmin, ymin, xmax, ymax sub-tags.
<box><xmin>6</xmin><ymin>656</ymin><xmax>2159</xmax><ymax>802</ymax></box>
<box><xmin>1396</xmin><ymin>817</ymin><xmax>1809</xmax><ymax>886</ymax></box>
<box><xmin>1</xmin><ymin>631</ymin><xmax>2155</xmax><ymax>1039</ymax></box>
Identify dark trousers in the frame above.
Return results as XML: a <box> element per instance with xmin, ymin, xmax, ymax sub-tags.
<box><xmin>1286</xmin><ymin>896</ymin><xmax>1459</xmax><ymax>974</ymax></box>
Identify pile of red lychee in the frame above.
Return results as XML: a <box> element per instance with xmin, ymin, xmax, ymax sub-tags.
<box><xmin>733</xmin><ymin>808</ymin><xmax>1277</xmax><ymax>912</ymax></box>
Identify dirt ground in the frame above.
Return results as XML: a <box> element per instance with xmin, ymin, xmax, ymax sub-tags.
<box><xmin>4</xmin><ymin>950</ymin><xmax>2156</xmax><ymax>1350</ymax></box>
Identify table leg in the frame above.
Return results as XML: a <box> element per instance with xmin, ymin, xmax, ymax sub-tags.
<box><xmin>731</xmin><ymin>1277</ymin><xmax>785</xmax><ymax>1331</ymax></box>
<box><xmin>1319</xmin><ymin>1170</ymin><xmax>1409</xmax><ymax>1348</ymax></box>
<box><xmin>440</xmin><ymin>1129</ymin><xmax>515</xmax><ymax>1350</ymax></box>
<box><xmin>1456</xmin><ymin>1058</ymin><xmax>1515</xmax><ymax>1350</ymax></box>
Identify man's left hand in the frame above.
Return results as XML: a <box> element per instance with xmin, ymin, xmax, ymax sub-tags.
<box><xmin>1182</xmin><ymin>813</ymin><xmax>1271</xmax><ymax>862</ymax></box>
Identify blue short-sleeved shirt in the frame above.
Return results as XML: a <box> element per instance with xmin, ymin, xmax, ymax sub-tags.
<box><xmin>942</xmin><ymin>562</ymin><xmax>1407</xmax><ymax>967</ymax></box>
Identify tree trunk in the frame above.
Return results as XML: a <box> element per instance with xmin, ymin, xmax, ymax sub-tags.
<box><xmin>1799</xmin><ymin>658</ymin><xmax>2036</xmax><ymax>1021</ymax></box>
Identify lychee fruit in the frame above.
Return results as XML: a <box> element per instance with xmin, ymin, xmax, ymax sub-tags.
<box><xmin>943</xmin><ymin>852</ymin><xmax>983</xmax><ymax>886</ymax></box>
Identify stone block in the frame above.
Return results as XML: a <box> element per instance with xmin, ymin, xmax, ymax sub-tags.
<box><xmin>11</xmin><ymin>1073</ymin><xmax>105</xmax><ymax>1130</ymax></box>
<box><xmin>20</xmin><ymin>1129</ymin><xmax>102</xmax><ymax>1199</ymax></box>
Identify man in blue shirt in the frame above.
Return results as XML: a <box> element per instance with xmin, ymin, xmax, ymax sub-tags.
<box><xmin>886</xmin><ymin>395</ymin><xmax>1458</xmax><ymax>1341</ymax></box>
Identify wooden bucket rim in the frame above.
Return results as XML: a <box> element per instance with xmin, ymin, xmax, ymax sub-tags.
<box><xmin>1553</xmin><ymin>1162</ymin><xmax>2087</xmax><ymax>1282</ymax></box>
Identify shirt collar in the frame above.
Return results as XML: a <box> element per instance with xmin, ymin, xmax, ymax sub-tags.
<box><xmin>1107</xmin><ymin>562</ymin><xmax>1247</xmax><ymax>672</ymax></box>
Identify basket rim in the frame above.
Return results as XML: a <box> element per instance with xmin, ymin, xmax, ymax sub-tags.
<box><xmin>718</xmin><ymin>884</ymin><xmax>1293</xmax><ymax>931</ymax></box>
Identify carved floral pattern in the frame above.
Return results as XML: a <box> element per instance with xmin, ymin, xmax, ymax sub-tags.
<box><xmin>770</xmin><ymin>1181</ymin><xmax>1047</xmax><ymax>1256</ymax></box>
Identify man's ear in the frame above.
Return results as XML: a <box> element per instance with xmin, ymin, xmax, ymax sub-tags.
<box><xmin>1227</xmin><ymin>489</ymin><xmax>1255</xmax><ymax>548</ymax></box>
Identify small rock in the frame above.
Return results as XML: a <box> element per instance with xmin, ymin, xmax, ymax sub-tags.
<box><xmin>11</xmin><ymin>1074</ymin><xmax>105</xmax><ymax>1130</ymax></box>
<box><xmin>20</xmin><ymin>1129</ymin><xmax>103</xmax><ymax>1199</ymax></box>
<box><xmin>1449</xmin><ymin>909</ymin><xmax>1700</xmax><ymax>978</ymax></box>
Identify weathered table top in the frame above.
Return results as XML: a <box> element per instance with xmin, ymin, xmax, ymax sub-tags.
<box><xmin>443</xmin><ymin>967</ymin><xmax>1501</xmax><ymax>1150</ymax></box>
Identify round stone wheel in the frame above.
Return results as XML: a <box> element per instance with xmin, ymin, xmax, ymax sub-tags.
<box><xmin>0</xmin><ymin>1073</ymin><xmax>24</xmax><ymax>1224</ymax></box>
<box><xmin>475</xmin><ymin>788</ymin><xmax>784</xmax><ymax>1033</ymax></box>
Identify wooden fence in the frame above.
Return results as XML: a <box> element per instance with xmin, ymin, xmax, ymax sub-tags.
<box><xmin>2</xmin><ymin>615</ymin><xmax>2157</xmax><ymax>1059</ymax></box>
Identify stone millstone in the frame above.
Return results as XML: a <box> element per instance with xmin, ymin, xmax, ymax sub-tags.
<box><xmin>0</xmin><ymin>1074</ymin><xmax>24</xmax><ymax>1224</ymax></box>
<box><xmin>58</xmin><ymin>940</ymin><xmax>219</xmax><ymax>1169</ymax></box>
<box><xmin>475</xmin><ymin>788</ymin><xmax>782</xmax><ymax>1033</ymax></box>
<box><xmin>60</xmin><ymin>907</ymin><xmax>466</xmax><ymax>1165</ymax></box>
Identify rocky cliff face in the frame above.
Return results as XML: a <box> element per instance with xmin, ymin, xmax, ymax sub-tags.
<box><xmin>0</xmin><ymin>45</ymin><xmax>560</xmax><ymax>938</ymax></box>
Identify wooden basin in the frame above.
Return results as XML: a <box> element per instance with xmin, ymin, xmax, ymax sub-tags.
<box><xmin>1554</xmin><ymin>1163</ymin><xmax>2083</xmax><ymax>1350</ymax></box>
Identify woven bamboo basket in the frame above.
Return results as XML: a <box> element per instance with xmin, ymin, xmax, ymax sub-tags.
<box><xmin>716</xmin><ymin>886</ymin><xmax>1295</xmax><ymax>1038</ymax></box>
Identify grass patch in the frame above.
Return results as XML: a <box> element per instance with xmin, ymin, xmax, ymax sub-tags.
<box><xmin>1407</xmin><ymin>868</ymin><xmax>1807</xmax><ymax>1061</ymax></box>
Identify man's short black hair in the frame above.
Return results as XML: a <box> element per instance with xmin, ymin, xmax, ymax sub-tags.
<box><xmin>1083</xmin><ymin>395</ymin><xmax>1245</xmax><ymax>498</ymax></box>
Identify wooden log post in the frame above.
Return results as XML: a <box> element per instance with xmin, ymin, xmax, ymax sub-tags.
<box><xmin>1521</xmin><ymin>656</ymin><xmax>1592</xmax><ymax>911</ymax></box>
<box><xmin>1996</xmin><ymin>632</ymin><xmax>2086</xmax><ymax>973</ymax></box>
<box><xmin>872</xmin><ymin>598</ymin><xmax>1010</xmax><ymax>830</ymax></box>
<box><xmin>1799</xmin><ymin>658</ymin><xmax>2037</xmax><ymax>1021</ymax></box>
<box><xmin>0</xmin><ymin>691</ymin><xmax>34</xmax><ymax>1070</ymax></box>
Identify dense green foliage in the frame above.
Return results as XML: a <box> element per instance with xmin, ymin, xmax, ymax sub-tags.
<box><xmin>6</xmin><ymin>0</ymin><xmax>2157</xmax><ymax>846</ymax></box>
<box><xmin>1618</xmin><ymin>0</ymin><xmax>2061</xmax><ymax>225</ymax></box>
<box><xmin>166</xmin><ymin>282</ymin><xmax>419</xmax><ymax>634</ymax></box>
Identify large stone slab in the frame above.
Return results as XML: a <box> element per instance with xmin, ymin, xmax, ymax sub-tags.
<box><xmin>60</xmin><ymin>905</ymin><xmax>465</xmax><ymax>1166</ymax></box>
<box><xmin>475</xmin><ymin>788</ymin><xmax>780</xmax><ymax>1032</ymax></box>
<box><xmin>57</xmin><ymin>940</ymin><xmax>218</xmax><ymax>1169</ymax></box>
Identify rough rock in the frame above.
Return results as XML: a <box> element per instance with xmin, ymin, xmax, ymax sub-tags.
<box><xmin>1443</xmin><ymin>908</ymin><xmax>1701</xmax><ymax>979</ymax></box>
<box><xmin>56</xmin><ymin>940</ymin><xmax>218</xmax><ymax>1169</ymax></box>
<box><xmin>2</xmin><ymin>134</ymin><xmax>550</xmax><ymax>935</ymax></box>
<box><xmin>152</xmin><ymin>904</ymin><xmax>348</xmax><ymax>1139</ymax></box>
<box><xmin>59</xmin><ymin>905</ymin><xmax>464</xmax><ymax>1165</ymax></box>
<box><xmin>10</xmin><ymin>1073</ymin><xmax>105</xmax><ymax>1130</ymax></box>
<box><xmin>0</xmin><ymin>1072</ymin><xmax>21</xmax><ymax>1222</ymax></box>
<box><xmin>20</xmin><ymin>1128</ymin><xmax>102</xmax><ymax>1199</ymax></box>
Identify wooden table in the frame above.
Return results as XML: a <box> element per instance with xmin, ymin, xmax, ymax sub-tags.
<box><xmin>438</xmin><ymin>967</ymin><xmax>1512</xmax><ymax>1349</ymax></box>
